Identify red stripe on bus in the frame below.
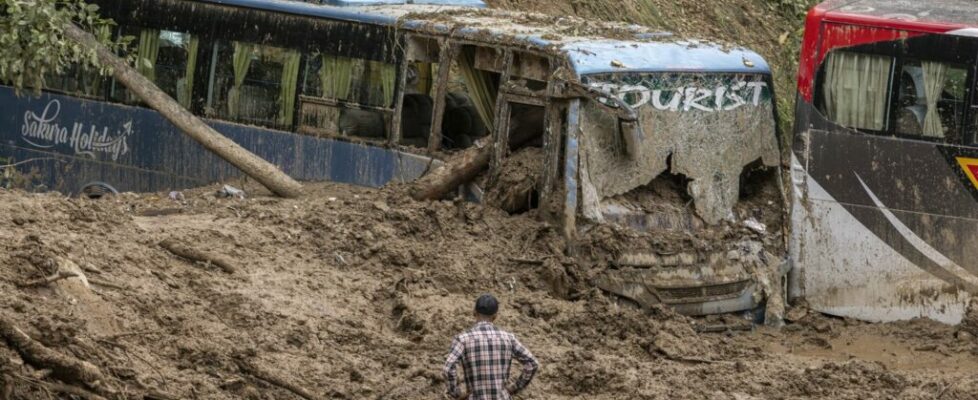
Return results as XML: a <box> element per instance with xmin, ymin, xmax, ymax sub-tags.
<box><xmin>969</xmin><ymin>165</ymin><xmax>978</xmax><ymax>181</ymax></box>
<box><xmin>797</xmin><ymin>7</ymin><xmax>965</xmax><ymax>103</ymax></box>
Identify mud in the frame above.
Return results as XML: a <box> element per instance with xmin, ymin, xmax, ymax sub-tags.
<box><xmin>0</xmin><ymin>182</ymin><xmax>975</xmax><ymax>399</ymax></box>
<box><xmin>483</xmin><ymin>147</ymin><xmax>544</xmax><ymax>214</ymax></box>
<box><xmin>580</xmin><ymin>75</ymin><xmax>780</xmax><ymax>225</ymax></box>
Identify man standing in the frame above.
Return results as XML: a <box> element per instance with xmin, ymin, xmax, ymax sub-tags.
<box><xmin>443</xmin><ymin>294</ymin><xmax>539</xmax><ymax>399</ymax></box>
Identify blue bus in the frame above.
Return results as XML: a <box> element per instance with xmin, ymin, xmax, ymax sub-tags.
<box><xmin>1</xmin><ymin>0</ymin><xmax>784</xmax><ymax>316</ymax></box>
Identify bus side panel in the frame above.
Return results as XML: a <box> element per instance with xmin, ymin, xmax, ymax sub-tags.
<box><xmin>1</xmin><ymin>86</ymin><xmax>434</xmax><ymax>194</ymax></box>
<box><xmin>791</xmin><ymin>151</ymin><xmax>971</xmax><ymax>323</ymax></box>
<box><xmin>791</xmin><ymin>115</ymin><xmax>978</xmax><ymax>323</ymax></box>
<box><xmin>0</xmin><ymin>145</ymin><xmax>206</xmax><ymax>193</ymax></box>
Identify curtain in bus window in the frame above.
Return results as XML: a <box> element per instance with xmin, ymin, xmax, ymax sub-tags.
<box><xmin>415</xmin><ymin>62</ymin><xmax>433</xmax><ymax>95</ymax></box>
<box><xmin>136</xmin><ymin>29</ymin><xmax>161</xmax><ymax>82</ymax></box>
<box><xmin>279</xmin><ymin>50</ymin><xmax>301</xmax><ymax>127</ymax></box>
<box><xmin>921</xmin><ymin>61</ymin><xmax>949</xmax><ymax>138</ymax></box>
<box><xmin>823</xmin><ymin>51</ymin><xmax>892</xmax><ymax>131</ymax></box>
<box><xmin>320</xmin><ymin>55</ymin><xmax>354</xmax><ymax>100</ymax></box>
<box><xmin>229</xmin><ymin>42</ymin><xmax>255</xmax><ymax>119</ymax></box>
<box><xmin>367</xmin><ymin>61</ymin><xmax>396</xmax><ymax>107</ymax></box>
<box><xmin>458</xmin><ymin>48</ymin><xmax>497</xmax><ymax>132</ymax></box>
<box><xmin>178</xmin><ymin>35</ymin><xmax>199</xmax><ymax>108</ymax></box>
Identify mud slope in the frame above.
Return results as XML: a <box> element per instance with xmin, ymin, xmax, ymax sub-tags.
<box><xmin>1</xmin><ymin>183</ymin><xmax>977</xmax><ymax>399</ymax></box>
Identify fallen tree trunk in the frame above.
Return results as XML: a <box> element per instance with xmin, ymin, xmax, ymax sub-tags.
<box><xmin>159</xmin><ymin>238</ymin><xmax>237</xmax><ymax>274</ymax></box>
<box><xmin>18</xmin><ymin>270</ymin><xmax>78</xmax><ymax>288</ymax></box>
<box><xmin>410</xmin><ymin>142</ymin><xmax>491</xmax><ymax>201</ymax></box>
<box><xmin>0</xmin><ymin>315</ymin><xmax>110</xmax><ymax>394</ymax></box>
<box><xmin>411</xmin><ymin>110</ymin><xmax>544</xmax><ymax>201</ymax></box>
<box><xmin>61</xmin><ymin>23</ymin><xmax>304</xmax><ymax>199</ymax></box>
<box><xmin>6</xmin><ymin>373</ymin><xmax>108</xmax><ymax>400</ymax></box>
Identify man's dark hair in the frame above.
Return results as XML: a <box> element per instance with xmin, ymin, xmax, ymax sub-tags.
<box><xmin>475</xmin><ymin>294</ymin><xmax>499</xmax><ymax>316</ymax></box>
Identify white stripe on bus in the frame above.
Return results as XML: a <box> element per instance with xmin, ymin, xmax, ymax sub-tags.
<box><xmin>855</xmin><ymin>172</ymin><xmax>978</xmax><ymax>289</ymax></box>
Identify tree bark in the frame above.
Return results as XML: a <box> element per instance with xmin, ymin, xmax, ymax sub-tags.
<box><xmin>410</xmin><ymin>110</ymin><xmax>543</xmax><ymax>201</ymax></box>
<box><xmin>0</xmin><ymin>316</ymin><xmax>109</xmax><ymax>393</ymax></box>
<box><xmin>61</xmin><ymin>23</ymin><xmax>304</xmax><ymax>198</ymax></box>
<box><xmin>159</xmin><ymin>238</ymin><xmax>237</xmax><ymax>274</ymax></box>
<box><xmin>410</xmin><ymin>141</ymin><xmax>492</xmax><ymax>201</ymax></box>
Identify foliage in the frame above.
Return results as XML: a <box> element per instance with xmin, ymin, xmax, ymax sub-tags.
<box><xmin>770</xmin><ymin>0</ymin><xmax>816</xmax><ymax>21</ymax></box>
<box><xmin>768</xmin><ymin>0</ymin><xmax>819</xmax><ymax>138</ymax></box>
<box><xmin>0</xmin><ymin>0</ymin><xmax>131</xmax><ymax>95</ymax></box>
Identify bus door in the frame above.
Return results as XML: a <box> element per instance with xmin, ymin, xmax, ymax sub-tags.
<box><xmin>792</xmin><ymin>23</ymin><xmax>978</xmax><ymax>323</ymax></box>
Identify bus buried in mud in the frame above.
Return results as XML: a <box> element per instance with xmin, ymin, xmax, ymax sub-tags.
<box><xmin>791</xmin><ymin>0</ymin><xmax>978</xmax><ymax>323</ymax></box>
<box><xmin>1</xmin><ymin>0</ymin><xmax>786</xmax><ymax>316</ymax></box>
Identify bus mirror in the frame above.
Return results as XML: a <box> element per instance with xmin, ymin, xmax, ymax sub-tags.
<box><xmin>620</xmin><ymin>120</ymin><xmax>642</xmax><ymax>159</ymax></box>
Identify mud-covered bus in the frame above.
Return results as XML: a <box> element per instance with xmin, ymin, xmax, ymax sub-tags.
<box><xmin>1</xmin><ymin>0</ymin><xmax>786</xmax><ymax>316</ymax></box>
<box><xmin>791</xmin><ymin>0</ymin><xmax>978</xmax><ymax>323</ymax></box>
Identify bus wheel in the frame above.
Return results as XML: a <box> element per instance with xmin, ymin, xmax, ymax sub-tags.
<box><xmin>79</xmin><ymin>181</ymin><xmax>118</xmax><ymax>199</ymax></box>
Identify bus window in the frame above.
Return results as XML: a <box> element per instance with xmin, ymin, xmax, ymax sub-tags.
<box><xmin>46</xmin><ymin>64</ymin><xmax>104</xmax><ymax>99</ymax></box>
<box><xmin>297</xmin><ymin>54</ymin><xmax>395</xmax><ymax>139</ymax></box>
<box><xmin>203</xmin><ymin>41</ymin><xmax>301</xmax><ymax>131</ymax></box>
<box><xmin>894</xmin><ymin>60</ymin><xmax>969</xmax><ymax>140</ymax></box>
<box><xmin>110</xmin><ymin>28</ymin><xmax>200</xmax><ymax>109</ymax></box>
<box><xmin>820</xmin><ymin>51</ymin><xmax>893</xmax><ymax>132</ymax></box>
<box><xmin>433</xmin><ymin>46</ymin><xmax>494</xmax><ymax>150</ymax></box>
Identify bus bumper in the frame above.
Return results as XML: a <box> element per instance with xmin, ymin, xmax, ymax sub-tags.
<box><xmin>593</xmin><ymin>244</ymin><xmax>785</xmax><ymax>316</ymax></box>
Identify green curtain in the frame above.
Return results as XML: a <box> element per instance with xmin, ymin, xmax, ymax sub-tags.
<box><xmin>229</xmin><ymin>42</ymin><xmax>255</xmax><ymax>118</ymax></box>
<box><xmin>320</xmin><ymin>54</ymin><xmax>354</xmax><ymax>100</ymax></box>
<box><xmin>178</xmin><ymin>35</ymin><xmax>199</xmax><ymax>108</ymax></box>
<box><xmin>368</xmin><ymin>61</ymin><xmax>396</xmax><ymax>107</ymax></box>
<box><xmin>136</xmin><ymin>29</ymin><xmax>161</xmax><ymax>82</ymax></box>
<box><xmin>415</xmin><ymin>62</ymin><xmax>433</xmax><ymax>95</ymax></box>
<box><xmin>458</xmin><ymin>48</ymin><xmax>497</xmax><ymax>131</ymax></box>
<box><xmin>278</xmin><ymin>50</ymin><xmax>301</xmax><ymax>127</ymax></box>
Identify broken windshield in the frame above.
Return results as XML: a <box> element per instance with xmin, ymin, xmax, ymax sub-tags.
<box><xmin>579</xmin><ymin>72</ymin><xmax>780</xmax><ymax>225</ymax></box>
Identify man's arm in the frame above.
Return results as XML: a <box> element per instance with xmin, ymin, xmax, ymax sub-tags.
<box><xmin>508</xmin><ymin>336</ymin><xmax>539</xmax><ymax>395</ymax></box>
<box><xmin>442</xmin><ymin>336</ymin><xmax>465</xmax><ymax>399</ymax></box>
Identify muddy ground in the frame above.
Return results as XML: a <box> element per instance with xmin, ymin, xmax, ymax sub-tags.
<box><xmin>1</xmin><ymin>181</ymin><xmax>977</xmax><ymax>399</ymax></box>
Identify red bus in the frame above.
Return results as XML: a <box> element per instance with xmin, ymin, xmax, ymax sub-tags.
<box><xmin>791</xmin><ymin>0</ymin><xmax>978</xmax><ymax>323</ymax></box>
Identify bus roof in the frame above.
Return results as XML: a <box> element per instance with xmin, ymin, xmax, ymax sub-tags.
<box><xmin>200</xmin><ymin>0</ymin><xmax>770</xmax><ymax>77</ymax></box>
<box><xmin>818</xmin><ymin>0</ymin><xmax>978</xmax><ymax>31</ymax></box>
<box><xmin>320</xmin><ymin>0</ymin><xmax>486</xmax><ymax>8</ymax></box>
<box><xmin>562</xmin><ymin>40</ymin><xmax>768</xmax><ymax>76</ymax></box>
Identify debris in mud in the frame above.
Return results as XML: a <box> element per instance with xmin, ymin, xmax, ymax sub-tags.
<box><xmin>0</xmin><ymin>183</ymin><xmax>976</xmax><ymax>399</ymax></box>
<box><xmin>217</xmin><ymin>184</ymin><xmax>246</xmax><ymax>199</ymax></box>
<box><xmin>483</xmin><ymin>147</ymin><xmax>543</xmax><ymax>214</ymax></box>
<box><xmin>960</xmin><ymin>297</ymin><xmax>978</xmax><ymax>337</ymax></box>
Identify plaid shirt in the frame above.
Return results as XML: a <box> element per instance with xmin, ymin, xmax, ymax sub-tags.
<box><xmin>443</xmin><ymin>321</ymin><xmax>539</xmax><ymax>399</ymax></box>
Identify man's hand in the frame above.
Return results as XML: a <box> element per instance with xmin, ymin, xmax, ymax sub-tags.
<box><xmin>507</xmin><ymin>385</ymin><xmax>518</xmax><ymax>395</ymax></box>
<box><xmin>456</xmin><ymin>390</ymin><xmax>469</xmax><ymax>399</ymax></box>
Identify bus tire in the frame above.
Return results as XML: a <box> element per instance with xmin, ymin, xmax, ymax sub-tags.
<box><xmin>79</xmin><ymin>181</ymin><xmax>118</xmax><ymax>199</ymax></box>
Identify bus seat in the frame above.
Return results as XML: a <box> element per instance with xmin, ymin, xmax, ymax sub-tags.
<box><xmin>339</xmin><ymin>109</ymin><xmax>385</xmax><ymax>138</ymax></box>
<box><xmin>441</xmin><ymin>92</ymin><xmax>487</xmax><ymax>149</ymax></box>
<box><xmin>896</xmin><ymin>105</ymin><xmax>925</xmax><ymax>136</ymax></box>
<box><xmin>400</xmin><ymin>94</ymin><xmax>433</xmax><ymax>140</ymax></box>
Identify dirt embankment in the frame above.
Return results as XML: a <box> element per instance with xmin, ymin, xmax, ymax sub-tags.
<box><xmin>0</xmin><ymin>182</ymin><xmax>977</xmax><ymax>399</ymax></box>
